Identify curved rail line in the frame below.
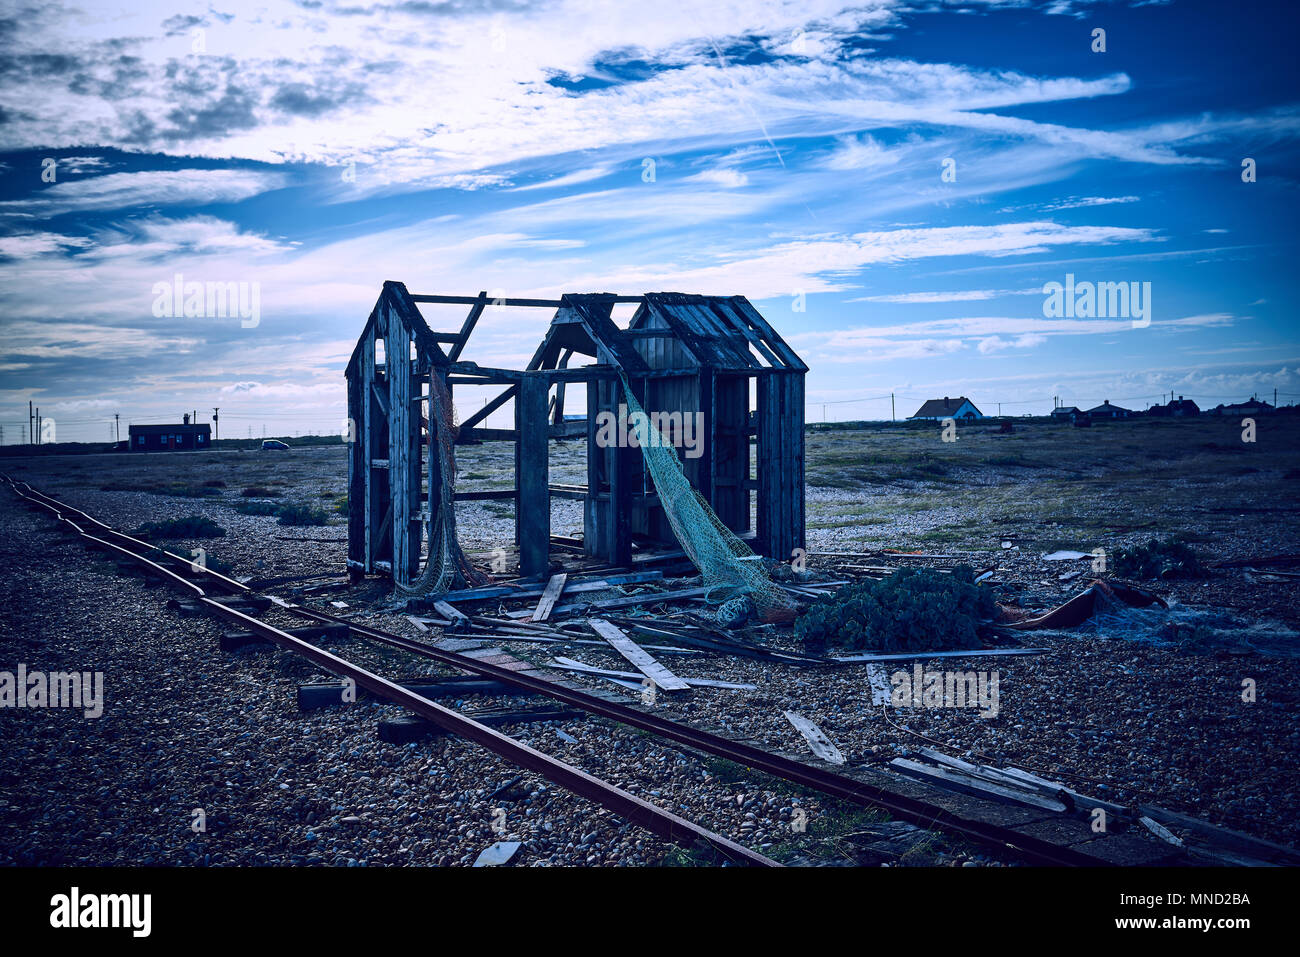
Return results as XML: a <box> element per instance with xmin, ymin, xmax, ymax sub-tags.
<box><xmin>4</xmin><ymin>476</ymin><xmax>1098</xmax><ymax>866</ymax></box>
<box><xmin>3</xmin><ymin>476</ymin><xmax>775</xmax><ymax>867</ymax></box>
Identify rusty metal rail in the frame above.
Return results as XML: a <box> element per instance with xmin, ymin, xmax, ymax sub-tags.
<box><xmin>4</xmin><ymin>475</ymin><xmax>1099</xmax><ymax>865</ymax></box>
<box><xmin>284</xmin><ymin>602</ymin><xmax>1100</xmax><ymax>866</ymax></box>
<box><xmin>2</xmin><ymin>475</ymin><xmax>776</xmax><ymax>867</ymax></box>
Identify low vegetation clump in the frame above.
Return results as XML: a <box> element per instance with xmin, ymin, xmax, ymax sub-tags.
<box><xmin>1111</xmin><ymin>537</ymin><xmax>1204</xmax><ymax>580</ymax></box>
<box><xmin>233</xmin><ymin>500</ymin><xmax>281</xmax><ymax>516</ymax></box>
<box><xmin>157</xmin><ymin>483</ymin><xmax>222</xmax><ymax>498</ymax></box>
<box><xmin>795</xmin><ymin>566</ymin><xmax>994</xmax><ymax>652</ymax></box>
<box><xmin>275</xmin><ymin>504</ymin><xmax>331</xmax><ymax>527</ymax></box>
<box><xmin>240</xmin><ymin>486</ymin><xmax>282</xmax><ymax>497</ymax></box>
<box><xmin>134</xmin><ymin>515</ymin><xmax>225</xmax><ymax>540</ymax></box>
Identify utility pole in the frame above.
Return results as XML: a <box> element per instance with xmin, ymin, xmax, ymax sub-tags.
<box><xmin>35</xmin><ymin>407</ymin><xmax>40</xmax><ymax>445</ymax></box>
<box><xmin>891</xmin><ymin>392</ymin><xmax>895</xmax><ymax>422</ymax></box>
<box><xmin>998</xmin><ymin>402</ymin><xmax>1002</xmax><ymax>417</ymax></box>
<box><xmin>114</xmin><ymin>413</ymin><xmax>120</xmax><ymax>444</ymax></box>
<box><xmin>28</xmin><ymin>401</ymin><xmax>33</xmax><ymax>446</ymax></box>
<box><xmin>212</xmin><ymin>407</ymin><xmax>219</xmax><ymax>441</ymax></box>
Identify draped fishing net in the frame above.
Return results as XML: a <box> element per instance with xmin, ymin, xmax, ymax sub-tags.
<box><xmin>618</xmin><ymin>371</ymin><xmax>798</xmax><ymax>624</ymax></box>
<box><xmin>396</xmin><ymin>373</ymin><xmax>487</xmax><ymax>596</ymax></box>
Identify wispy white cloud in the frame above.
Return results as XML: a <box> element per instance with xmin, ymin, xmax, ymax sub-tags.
<box><xmin>847</xmin><ymin>287</ymin><xmax>1040</xmax><ymax>303</ymax></box>
<box><xmin>0</xmin><ymin>169</ymin><xmax>286</xmax><ymax>217</ymax></box>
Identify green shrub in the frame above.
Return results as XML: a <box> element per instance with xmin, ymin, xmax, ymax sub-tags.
<box><xmin>1111</xmin><ymin>538</ymin><xmax>1203</xmax><ymax>580</ymax></box>
<box><xmin>157</xmin><ymin>483</ymin><xmax>222</xmax><ymax>498</ymax></box>
<box><xmin>794</xmin><ymin>566</ymin><xmax>993</xmax><ymax>652</ymax></box>
<box><xmin>276</xmin><ymin>504</ymin><xmax>330</xmax><ymax>527</ymax></box>
<box><xmin>134</xmin><ymin>515</ymin><xmax>225</xmax><ymax>539</ymax></box>
<box><xmin>234</xmin><ymin>500</ymin><xmax>281</xmax><ymax>516</ymax></box>
<box><xmin>240</xmin><ymin>486</ymin><xmax>282</xmax><ymax>497</ymax></box>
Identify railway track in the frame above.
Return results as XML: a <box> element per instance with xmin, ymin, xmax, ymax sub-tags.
<box><xmin>4</xmin><ymin>475</ymin><xmax>1149</xmax><ymax>867</ymax></box>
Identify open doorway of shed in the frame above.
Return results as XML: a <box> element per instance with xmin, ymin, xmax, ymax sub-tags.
<box><xmin>426</xmin><ymin>380</ymin><xmax>590</xmax><ymax>572</ymax></box>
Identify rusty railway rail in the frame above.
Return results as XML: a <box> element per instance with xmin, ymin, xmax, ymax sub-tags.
<box><xmin>2</xmin><ymin>476</ymin><xmax>775</xmax><ymax>867</ymax></box>
<box><xmin>4</xmin><ymin>475</ymin><xmax>1101</xmax><ymax>866</ymax></box>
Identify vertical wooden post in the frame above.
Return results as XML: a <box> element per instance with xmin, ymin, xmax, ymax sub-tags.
<box><xmin>585</xmin><ymin>379</ymin><xmax>601</xmax><ymax>558</ymax></box>
<box><xmin>756</xmin><ymin>372</ymin><xmax>805</xmax><ymax>560</ymax></box>
<box><xmin>346</xmin><ymin>349</ymin><xmax>365</xmax><ymax>580</ymax></box>
<box><xmin>387</xmin><ymin>317</ymin><xmax>418</xmax><ymax>579</ymax></box>
<box><xmin>515</xmin><ymin>372</ymin><xmax>550</xmax><ymax>576</ymax></box>
<box><xmin>583</xmin><ymin>374</ymin><xmax>632</xmax><ymax>567</ymax></box>
<box><xmin>610</xmin><ymin>377</ymin><xmax>637</xmax><ymax>567</ymax></box>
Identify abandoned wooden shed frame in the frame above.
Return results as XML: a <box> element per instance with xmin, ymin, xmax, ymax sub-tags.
<box><xmin>345</xmin><ymin>281</ymin><xmax>807</xmax><ymax>587</ymax></box>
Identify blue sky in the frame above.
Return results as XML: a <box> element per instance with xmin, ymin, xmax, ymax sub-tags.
<box><xmin>1</xmin><ymin>0</ymin><xmax>1297</xmax><ymax>441</ymax></box>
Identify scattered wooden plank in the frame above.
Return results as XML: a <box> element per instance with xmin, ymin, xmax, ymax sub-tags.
<box><xmin>506</xmin><ymin>585</ymin><xmax>713</xmax><ymax>618</ymax></box>
<box><xmin>435</xmin><ymin>571</ymin><xmax>665</xmax><ymax>605</ymax></box>
<box><xmin>468</xmin><ymin>633</ymin><xmax>701</xmax><ymax>655</ymax></box>
<box><xmin>473</xmin><ymin>841</ymin><xmax>523</xmax><ymax>867</ymax></box>
<box><xmin>531</xmin><ymin>572</ymin><xmax>568</xmax><ymax>622</ymax></box>
<box><xmin>992</xmin><ymin>766</ymin><xmax>1129</xmax><ymax>816</ymax></box>
<box><xmin>915</xmin><ymin>749</ymin><xmax>1064</xmax><ymax>795</ymax></box>
<box><xmin>588</xmin><ymin>619</ymin><xmax>690</xmax><ymax>692</ymax></box>
<box><xmin>831</xmin><ymin>647</ymin><xmax>1048</xmax><ymax>664</ymax></box>
<box><xmin>406</xmin><ymin>615</ymin><xmax>430</xmax><ymax>633</ymax></box>
<box><xmin>866</xmin><ymin>664</ymin><xmax>892</xmax><ymax>706</ymax></box>
<box><xmin>1139</xmin><ymin>816</ymin><xmax>1185</xmax><ymax>847</ymax></box>
<box><xmin>550</xmin><ymin>657</ymin><xmax>756</xmax><ymax>690</ymax></box>
<box><xmin>432</xmin><ymin>600</ymin><xmax>468</xmax><ymax>623</ymax></box>
<box><xmin>782</xmin><ymin>711</ymin><xmax>846</xmax><ymax>765</ymax></box>
<box><xmin>889</xmin><ymin>758</ymin><xmax>1068</xmax><ymax>813</ymax></box>
<box><xmin>1136</xmin><ymin>804</ymin><xmax>1300</xmax><ymax>865</ymax></box>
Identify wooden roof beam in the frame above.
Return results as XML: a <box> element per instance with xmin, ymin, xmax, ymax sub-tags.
<box><xmin>447</xmin><ymin>291</ymin><xmax>486</xmax><ymax>363</ymax></box>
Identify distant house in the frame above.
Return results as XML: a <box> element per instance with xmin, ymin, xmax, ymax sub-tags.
<box><xmin>1207</xmin><ymin>397</ymin><xmax>1273</xmax><ymax>417</ymax></box>
<box><xmin>128</xmin><ymin>414</ymin><xmax>211</xmax><ymax>452</ymax></box>
<box><xmin>1050</xmin><ymin>406</ymin><xmax>1080</xmax><ymax>420</ymax></box>
<box><xmin>1085</xmin><ymin>400</ymin><xmax>1132</xmax><ymax>419</ymax></box>
<box><xmin>908</xmin><ymin>396</ymin><xmax>984</xmax><ymax>421</ymax></box>
<box><xmin>1149</xmin><ymin>395</ymin><xmax>1200</xmax><ymax>417</ymax></box>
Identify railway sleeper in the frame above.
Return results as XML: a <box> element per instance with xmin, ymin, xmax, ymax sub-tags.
<box><xmin>378</xmin><ymin>707</ymin><xmax>586</xmax><ymax>744</ymax></box>
<box><xmin>222</xmin><ymin>622</ymin><xmax>351</xmax><ymax>653</ymax></box>
<box><xmin>168</xmin><ymin>595</ymin><xmax>272</xmax><ymax>617</ymax></box>
<box><xmin>297</xmin><ymin>676</ymin><xmax>531</xmax><ymax>711</ymax></box>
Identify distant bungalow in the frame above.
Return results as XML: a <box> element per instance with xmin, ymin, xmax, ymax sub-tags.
<box><xmin>1084</xmin><ymin>400</ymin><xmax>1132</xmax><ymax>419</ymax></box>
<box><xmin>128</xmin><ymin>413</ymin><xmax>211</xmax><ymax>452</ymax></box>
<box><xmin>1206</xmin><ymin>396</ymin><xmax>1274</xmax><ymax>416</ymax></box>
<box><xmin>908</xmin><ymin>396</ymin><xmax>984</xmax><ymax>421</ymax></box>
<box><xmin>1148</xmin><ymin>395</ymin><xmax>1200</xmax><ymax>417</ymax></box>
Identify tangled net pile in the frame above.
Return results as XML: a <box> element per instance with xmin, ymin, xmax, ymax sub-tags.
<box><xmin>619</xmin><ymin>372</ymin><xmax>798</xmax><ymax>624</ymax></box>
<box><xmin>396</xmin><ymin>374</ymin><xmax>487</xmax><ymax>596</ymax></box>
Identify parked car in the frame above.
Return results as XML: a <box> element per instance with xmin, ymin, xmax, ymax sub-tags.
<box><xmin>261</xmin><ymin>439</ymin><xmax>291</xmax><ymax>450</ymax></box>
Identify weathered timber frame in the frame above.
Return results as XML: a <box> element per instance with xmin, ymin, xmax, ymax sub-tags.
<box><xmin>346</xmin><ymin>282</ymin><xmax>807</xmax><ymax>585</ymax></box>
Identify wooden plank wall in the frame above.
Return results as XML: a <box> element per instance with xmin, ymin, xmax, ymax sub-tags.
<box><xmin>584</xmin><ymin>375</ymin><xmax>633</xmax><ymax>566</ymax></box>
<box><xmin>756</xmin><ymin>371</ymin><xmax>805</xmax><ymax>560</ymax></box>
<box><xmin>367</xmin><ymin>316</ymin><xmax>390</xmax><ymax>571</ymax></box>
<box><xmin>347</xmin><ymin>331</ymin><xmax>368</xmax><ymax>573</ymax></box>
<box><xmin>387</xmin><ymin>311</ymin><xmax>417</xmax><ymax>584</ymax></box>
<box><xmin>515</xmin><ymin>372</ymin><xmax>550</xmax><ymax>576</ymax></box>
<box><xmin>712</xmin><ymin>373</ymin><xmax>749</xmax><ymax>533</ymax></box>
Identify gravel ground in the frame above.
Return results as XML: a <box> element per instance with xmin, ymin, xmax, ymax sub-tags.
<box><xmin>0</xmin><ymin>493</ymin><xmax>983</xmax><ymax>868</ymax></box>
<box><xmin>2</xmin><ymin>417</ymin><xmax>1297</xmax><ymax>863</ymax></box>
